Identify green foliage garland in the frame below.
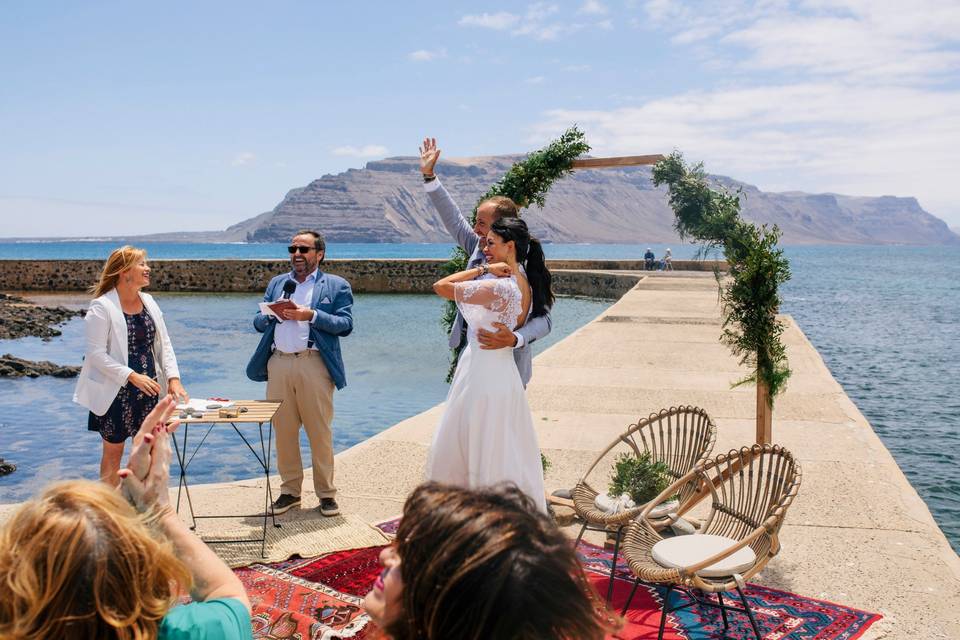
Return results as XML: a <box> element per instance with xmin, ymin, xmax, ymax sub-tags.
<box><xmin>440</xmin><ymin>126</ymin><xmax>591</xmax><ymax>381</ymax></box>
<box><xmin>652</xmin><ymin>152</ymin><xmax>792</xmax><ymax>403</ymax></box>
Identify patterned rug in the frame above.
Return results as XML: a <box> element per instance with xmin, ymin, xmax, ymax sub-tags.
<box><xmin>234</xmin><ymin>519</ymin><xmax>881</xmax><ymax>640</ymax></box>
<box><xmin>576</xmin><ymin>539</ymin><xmax>881</xmax><ymax>639</ymax></box>
<box><xmin>236</xmin><ymin>546</ymin><xmax>382</xmax><ymax>639</ymax></box>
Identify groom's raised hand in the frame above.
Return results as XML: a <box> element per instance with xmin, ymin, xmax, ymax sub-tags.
<box><xmin>419</xmin><ymin>137</ymin><xmax>440</xmax><ymax>176</ymax></box>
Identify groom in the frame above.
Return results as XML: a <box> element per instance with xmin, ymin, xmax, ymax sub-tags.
<box><xmin>419</xmin><ymin>137</ymin><xmax>552</xmax><ymax>387</ymax></box>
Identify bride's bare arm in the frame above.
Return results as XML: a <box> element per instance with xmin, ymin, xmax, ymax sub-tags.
<box><xmin>432</xmin><ymin>262</ymin><xmax>511</xmax><ymax>300</ymax></box>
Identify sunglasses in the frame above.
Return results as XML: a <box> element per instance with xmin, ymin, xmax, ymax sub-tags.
<box><xmin>287</xmin><ymin>246</ymin><xmax>314</xmax><ymax>254</ymax></box>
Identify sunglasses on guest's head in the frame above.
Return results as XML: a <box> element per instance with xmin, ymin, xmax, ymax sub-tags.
<box><xmin>288</xmin><ymin>245</ymin><xmax>314</xmax><ymax>254</ymax></box>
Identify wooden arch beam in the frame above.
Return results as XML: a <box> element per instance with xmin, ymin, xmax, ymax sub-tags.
<box><xmin>571</xmin><ymin>154</ymin><xmax>665</xmax><ymax>169</ymax></box>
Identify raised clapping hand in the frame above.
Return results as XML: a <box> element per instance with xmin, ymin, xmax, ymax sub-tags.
<box><xmin>420</xmin><ymin>137</ymin><xmax>440</xmax><ymax>176</ymax></box>
<box><xmin>119</xmin><ymin>396</ymin><xmax>179</xmax><ymax>511</ymax></box>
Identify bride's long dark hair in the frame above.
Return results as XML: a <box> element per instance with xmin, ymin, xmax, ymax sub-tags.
<box><xmin>490</xmin><ymin>217</ymin><xmax>554</xmax><ymax>318</ymax></box>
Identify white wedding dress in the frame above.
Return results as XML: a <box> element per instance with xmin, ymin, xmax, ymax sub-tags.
<box><xmin>426</xmin><ymin>275</ymin><xmax>547</xmax><ymax>513</ymax></box>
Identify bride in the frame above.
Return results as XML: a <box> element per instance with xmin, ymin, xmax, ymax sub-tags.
<box><xmin>427</xmin><ymin>216</ymin><xmax>552</xmax><ymax>512</ymax></box>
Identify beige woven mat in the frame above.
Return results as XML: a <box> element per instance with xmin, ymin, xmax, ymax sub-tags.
<box><xmin>198</xmin><ymin>513</ymin><xmax>390</xmax><ymax>568</ymax></box>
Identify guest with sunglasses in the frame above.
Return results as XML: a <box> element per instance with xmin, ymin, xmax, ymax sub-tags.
<box><xmin>246</xmin><ymin>230</ymin><xmax>354</xmax><ymax>517</ymax></box>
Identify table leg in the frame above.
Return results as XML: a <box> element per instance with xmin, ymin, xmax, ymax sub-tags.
<box><xmin>258</xmin><ymin>420</ymin><xmax>280</xmax><ymax>558</ymax></box>
<box><xmin>172</xmin><ymin>423</ymin><xmax>198</xmax><ymax>530</ymax></box>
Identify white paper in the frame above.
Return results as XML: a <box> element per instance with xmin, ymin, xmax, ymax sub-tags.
<box><xmin>176</xmin><ymin>398</ymin><xmax>235</xmax><ymax>412</ymax></box>
<box><xmin>258</xmin><ymin>302</ymin><xmax>283</xmax><ymax>321</ymax></box>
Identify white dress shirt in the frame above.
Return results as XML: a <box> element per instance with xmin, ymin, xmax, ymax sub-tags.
<box><xmin>273</xmin><ymin>269</ymin><xmax>319</xmax><ymax>353</ymax></box>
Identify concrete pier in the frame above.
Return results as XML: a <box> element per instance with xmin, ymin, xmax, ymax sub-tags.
<box><xmin>304</xmin><ymin>271</ymin><xmax>960</xmax><ymax>638</ymax></box>
<box><xmin>2</xmin><ymin>270</ymin><xmax>957</xmax><ymax>638</ymax></box>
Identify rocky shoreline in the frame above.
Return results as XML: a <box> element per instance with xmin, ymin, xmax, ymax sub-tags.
<box><xmin>0</xmin><ymin>293</ymin><xmax>83</xmax><ymax>378</ymax></box>
<box><xmin>0</xmin><ymin>354</ymin><xmax>80</xmax><ymax>378</ymax></box>
<box><xmin>0</xmin><ymin>293</ymin><xmax>83</xmax><ymax>340</ymax></box>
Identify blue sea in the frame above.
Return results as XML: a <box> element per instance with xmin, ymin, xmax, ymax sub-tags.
<box><xmin>0</xmin><ymin>241</ymin><xmax>696</xmax><ymax>261</ymax></box>
<box><xmin>0</xmin><ymin>242</ymin><xmax>957</xmax><ymax>553</ymax></box>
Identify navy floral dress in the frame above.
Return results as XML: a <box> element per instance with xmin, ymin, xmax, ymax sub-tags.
<box><xmin>87</xmin><ymin>309</ymin><xmax>159</xmax><ymax>444</ymax></box>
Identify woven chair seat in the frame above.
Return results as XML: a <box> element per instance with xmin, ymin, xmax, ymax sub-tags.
<box><xmin>652</xmin><ymin>534</ymin><xmax>756</xmax><ymax>578</ymax></box>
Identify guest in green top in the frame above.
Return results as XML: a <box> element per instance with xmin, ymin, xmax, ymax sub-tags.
<box><xmin>0</xmin><ymin>397</ymin><xmax>252</xmax><ymax>640</ymax></box>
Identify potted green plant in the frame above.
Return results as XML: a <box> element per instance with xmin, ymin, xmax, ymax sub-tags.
<box><xmin>602</xmin><ymin>452</ymin><xmax>678</xmax><ymax>517</ymax></box>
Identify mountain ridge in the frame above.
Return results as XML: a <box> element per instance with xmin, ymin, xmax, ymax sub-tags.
<box><xmin>227</xmin><ymin>155</ymin><xmax>958</xmax><ymax>246</ymax></box>
<box><xmin>7</xmin><ymin>155</ymin><xmax>956</xmax><ymax>246</ymax></box>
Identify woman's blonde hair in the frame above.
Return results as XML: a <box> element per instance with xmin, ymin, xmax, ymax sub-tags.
<box><xmin>91</xmin><ymin>246</ymin><xmax>147</xmax><ymax>298</ymax></box>
<box><xmin>0</xmin><ymin>480</ymin><xmax>191</xmax><ymax>640</ymax></box>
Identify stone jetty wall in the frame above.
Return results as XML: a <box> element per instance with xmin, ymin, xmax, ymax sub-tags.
<box><xmin>0</xmin><ymin>259</ymin><xmax>724</xmax><ymax>299</ymax></box>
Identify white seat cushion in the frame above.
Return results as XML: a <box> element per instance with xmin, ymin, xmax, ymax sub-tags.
<box><xmin>651</xmin><ymin>534</ymin><xmax>756</xmax><ymax>578</ymax></box>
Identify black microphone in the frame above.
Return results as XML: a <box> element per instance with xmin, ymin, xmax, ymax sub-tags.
<box><xmin>281</xmin><ymin>279</ymin><xmax>297</xmax><ymax>299</ymax></box>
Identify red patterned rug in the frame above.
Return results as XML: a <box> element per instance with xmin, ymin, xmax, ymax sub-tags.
<box><xmin>235</xmin><ymin>546</ymin><xmax>382</xmax><ymax>639</ymax></box>
<box><xmin>234</xmin><ymin>520</ymin><xmax>881</xmax><ymax>639</ymax></box>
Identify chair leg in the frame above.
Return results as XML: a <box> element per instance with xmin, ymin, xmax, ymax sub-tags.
<box><xmin>606</xmin><ymin>525</ymin><xmax>624</xmax><ymax>601</ymax></box>
<box><xmin>736</xmin><ymin>585</ymin><xmax>762</xmax><ymax>639</ymax></box>
<box><xmin>621</xmin><ymin>577</ymin><xmax>641</xmax><ymax>615</ymax></box>
<box><xmin>657</xmin><ymin>585</ymin><xmax>674</xmax><ymax>640</ymax></box>
<box><xmin>574</xmin><ymin>522</ymin><xmax>587</xmax><ymax>546</ymax></box>
<box><xmin>717</xmin><ymin>591</ymin><xmax>729</xmax><ymax>631</ymax></box>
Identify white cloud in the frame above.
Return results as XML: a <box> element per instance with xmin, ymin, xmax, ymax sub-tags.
<box><xmin>408</xmin><ymin>48</ymin><xmax>447</xmax><ymax>62</ymax></box>
<box><xmin>459</xmin><ymin>11</ymin><xmax>520</xmax><ymax>30</ymax></box>
<box><xmin>526</xmin><ymin>75</ymin><xmax>546</xmax><ymax>84</ymax></box>
<box><xmin>459</xmin><ymin>3</ymin><xmax>611</xmax><ymax>42</ymax></box>
<box><xmin>332</xmin><ymin>145</ymin><xmax>390</xmax><ymax>158</ymax></box>
<box><xmin>231</xmin><ymin>151</ymin><xmax>256</xmax><ymax>167</ymax></box>
<box><xmin>583</xmin><ymin>0</ymin><xmax>960</xmax><ymax>223</ymax></box>
<box><xmin>640</xmin><ymin>0</ymin><xmax>960</xmax><ymax>81</ymax></box>
<box><xmin>564</xmin><ymin>64</ymin><xmax>592</xmax><ymax>72</ymax></box>
<box><xmin>530</xmin><ymin>82</ymin><xmax>960</xmax><ymax>220</ymax></box>
<box><xmin>579</xmin><ymin>0</ymin><xmax>608</xmax><ymax>15</ymax></box>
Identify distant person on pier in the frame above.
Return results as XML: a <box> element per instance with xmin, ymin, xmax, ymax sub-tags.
<box><xmin>246</xmin><ymin>230</ymin><xmax>353</xmax><ymax>517</ymax></box>
<box><xmin>419</xmin><ymin>136</ymin><xmax>552</xmax><ymax>387</ymax></box>
<box><xmin>663</xmin><ymin>247</ymin><xmax>673</xmax><ymax>271</ymax></box>
<box><xmin>644</xmin><ymin>247</ymin><xmax>656</xmax><ymax>270</ymax></box>
<box><xmin>74</xmin><ymin>245</ymin><xmax>188</xmax><ymax>487</ymax></box>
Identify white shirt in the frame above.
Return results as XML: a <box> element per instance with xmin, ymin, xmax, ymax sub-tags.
<box><xmin>273</xmin><ymin>269</ymin><xmax>319</xmax><ymax>353</ymax></box>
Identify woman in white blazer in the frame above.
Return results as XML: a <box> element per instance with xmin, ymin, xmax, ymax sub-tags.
<box><xmin>74</xmin><ymin>246</ymin><xmax>188</xmax><ymax>486</ymax></box>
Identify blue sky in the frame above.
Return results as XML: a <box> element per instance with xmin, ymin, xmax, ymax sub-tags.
<box><xmin>2</xmin><ymin>0</ymin><xmax>959</xmax><ymax>237</ymax></box>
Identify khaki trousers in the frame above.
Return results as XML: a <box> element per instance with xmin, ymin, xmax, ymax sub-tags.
<box><xmin>266</xmin><ymin>350</ymin><xmax>336</xmax><ymax>499</ymax></box>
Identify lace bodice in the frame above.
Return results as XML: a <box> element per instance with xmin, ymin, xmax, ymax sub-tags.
<box><xmin>454</xmin><ymin>276</ymin><xmax>525</xmax><ymax>341</ymax></box>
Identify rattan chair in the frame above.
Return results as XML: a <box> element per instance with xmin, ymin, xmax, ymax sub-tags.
<box><xmin>620</xmin><ymin>444</ymin><xmax>803</xmax><ymax>640</ymax></box>
<box><xmin>571</xmin><ymin>406</ymin><xmax>717</xmax><ymax>600</ymax></box>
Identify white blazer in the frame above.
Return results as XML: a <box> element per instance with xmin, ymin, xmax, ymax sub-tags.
<box><xmin>73</xmin><ymin>289</ymin><xmax>180</xmax><ymax>416</ymax></box>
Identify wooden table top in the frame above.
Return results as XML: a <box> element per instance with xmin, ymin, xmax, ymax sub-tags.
<box><xmin>175</xmin><ymin>400</ymin><xmax>281</xmax><ymax>424</ymax></box>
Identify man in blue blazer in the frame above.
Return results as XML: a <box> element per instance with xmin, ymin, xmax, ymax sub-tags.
<box><xmin>246</xmin><ymin>230</ymin><xmax>353</xmax><ymax>517</ymax></box>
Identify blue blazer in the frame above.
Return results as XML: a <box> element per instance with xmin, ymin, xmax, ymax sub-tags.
<box><xmin>246</xmin><ymin>271</ymin><xmax>354</xmax><ymax>389</ymax></box>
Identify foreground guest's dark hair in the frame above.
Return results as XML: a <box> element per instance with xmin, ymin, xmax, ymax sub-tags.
<box><xmin>384</xmin><ymin>482</ymin><xmax>615</xmax><ymax>640</ymax></box>
<box><xmin>490</xmin><ymin>217</ymin><xmax>554</xmax><ymax>318</ymax></box>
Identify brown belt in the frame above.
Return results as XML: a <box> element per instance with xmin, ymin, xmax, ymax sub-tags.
<box><xmin>272</xmin><ymin>349</ymin><xmax>318</xmax><ymax>358</ymax></box>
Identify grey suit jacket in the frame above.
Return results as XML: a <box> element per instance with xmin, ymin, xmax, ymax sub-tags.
<box><xmin>426</xmin><ymin>178</ymin><xmax>552</xmax><ymax>386</ymax></box>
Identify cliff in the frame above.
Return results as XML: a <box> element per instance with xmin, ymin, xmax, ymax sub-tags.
<box><xmin>221</xmin><ymin>155</ymin><xmax>959</xmax><ymax>246</ymax></box>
